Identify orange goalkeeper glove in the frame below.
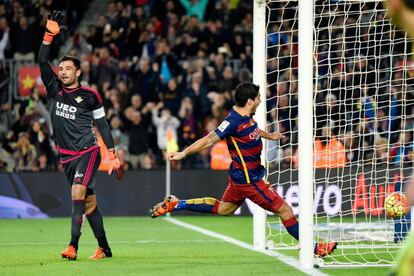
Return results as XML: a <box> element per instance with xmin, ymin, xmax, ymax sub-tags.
<box><xmin>108</xmin><ymin>150</ymin><xmax>124</xmax><ymax>181</ymax></box>
<box><xmin>44</xmin><ymin>10</ymin><xmax>67</xmax><ymax>43</ymax></box>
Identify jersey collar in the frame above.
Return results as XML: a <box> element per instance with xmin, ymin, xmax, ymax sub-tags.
<box><xmin>62</xmin><ymin>83</ymin><xmax>81</xmax><ymax>93</ymax></box>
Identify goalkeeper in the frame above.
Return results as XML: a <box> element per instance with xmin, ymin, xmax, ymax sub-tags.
<box><xmin>151</xmin><ymin>83</ymin><xmax>337</xmax><ymax>257</ymax></box>
<box><xmin>38</xmin><ymin>11</ymin><xmax>123</xmax><ymax>260</ymax></box>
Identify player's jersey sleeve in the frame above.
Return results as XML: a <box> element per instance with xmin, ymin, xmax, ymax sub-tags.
<box><xmin>86</xmin><ymin>87</ymin><xmax>115</xmax><ymax>150</ymax></box>
<box><xmin>86</xmin><ymin>88</ymin><xmax>105</xmax><ymax>119</ymax></box>
<box><xmin>38</xmin><ymin>44</ymin><xmax>59</xmax><ymax>98</ymax></box>
<box><xmin>214</xmin><ymin>116</ymin><xmax>238</xmax><ymax>140</ymax></box>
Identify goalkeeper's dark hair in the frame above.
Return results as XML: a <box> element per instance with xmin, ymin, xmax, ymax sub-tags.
<box><xmin>234</xmin><ymin>82</ymin><xmax>260</xmax><ymax>107</ymax></box>
<box><xmin>404</xmin><ymin>0</ymin><xmax>414</xmax><ymax>10</ymax></box>
<box><xmin>59</xmin><ymin>55</ymin><xmax>81</xmax><ymax>71</ymax></box>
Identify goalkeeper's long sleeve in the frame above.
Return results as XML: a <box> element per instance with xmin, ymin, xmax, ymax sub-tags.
<box><xmin>38</xmin><ymin>43</ymin><xmax>58</xmax><ymax>95</ymax></box>
<box><xmin>95</xmin><ymin>117</ymin><xmax>115</xmax><ymax>150</ymax></box>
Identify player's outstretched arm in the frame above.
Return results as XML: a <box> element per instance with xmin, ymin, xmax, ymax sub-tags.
<box><xmin>38</xmin><ymin>11</ymin><xmax>67</xmax><ymax>91</ymax></box>
<box><xmin>167</xmin><ymin>131</ymin><xmax>221</xmax><ymax>161</ymax></box>
<box><xmin>95</xmin><ymin>117</ymin><xmax>123</xmax><ymax>181</ymax></box>
<box><xmin>259</xmin><ymin>129</ymin><xmax>285</xmax><ymax>141</ymax></box>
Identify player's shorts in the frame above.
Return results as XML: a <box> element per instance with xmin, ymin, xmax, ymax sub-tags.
<box><xmin>61</xmin><ymin>146</ymin><xmax>101</xmax><ymax>189</ymax></box>
<box><xmin>221</xmin><ymin>177</ymin><xmax>284</xmax><ymax>212</ymax></box>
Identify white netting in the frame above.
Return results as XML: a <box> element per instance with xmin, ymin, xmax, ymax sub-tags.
<box><xmin>264</xmin><ymin>0</ymin><xmax>413</xmax><ymax>267</ymax></box>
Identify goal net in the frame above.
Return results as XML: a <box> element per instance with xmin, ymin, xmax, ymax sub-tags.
<box><xmin>263</xmin><ymin>0</ymin><xmax>413</xmax><ymax>267</ymax></box>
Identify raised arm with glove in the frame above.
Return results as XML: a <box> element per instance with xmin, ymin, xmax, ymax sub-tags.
<box><xmin>43</xmin><ymin>10</ymin><xmax>67</xmax><ymax>44</ymax></box>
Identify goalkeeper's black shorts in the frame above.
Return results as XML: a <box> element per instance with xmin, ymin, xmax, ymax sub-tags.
<box><xmin>61</xmin><ymin>146</ymin><xmax>101</xmax><ymax>189</ymax></box>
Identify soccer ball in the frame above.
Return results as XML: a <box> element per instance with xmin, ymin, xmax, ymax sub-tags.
<box><xmin>384</xmin><ymin>192</ymin><xmax>409</xmax><ymax>218</ymax></box>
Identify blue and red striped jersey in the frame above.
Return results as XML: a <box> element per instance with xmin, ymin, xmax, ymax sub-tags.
<box><xmin>214</xmin><ymin>108</ymin><xmax>265</xmax><ymax>184</ymax></box>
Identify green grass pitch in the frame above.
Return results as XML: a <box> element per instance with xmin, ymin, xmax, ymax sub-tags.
<box><xmin>0</xmin><ymin>216</ymin><xmax>395</xmax><ymax>275</ymax></box>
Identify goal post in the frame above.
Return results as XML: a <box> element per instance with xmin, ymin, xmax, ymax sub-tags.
<box><xmin>297</xmin><ymin>0</ymin><xmax>314</xmax><ymax>269</ymax></box>
<box><xmin>252</xmin><ymin>0</ymin><xmax>268</xmax><ymax>251</ymax></box>
<box><xmin>251</xmin><ymin>0</ymin><xmax>316</xmax><ymax>267</ymax></box>
<box><xmin>254</xmin><ymin>0</ymin><xmax>413</xmax><ymax>268</ymax></box>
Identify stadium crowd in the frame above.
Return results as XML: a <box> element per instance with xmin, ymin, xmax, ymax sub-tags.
<box><xmin>0</xmin><ymin>0</ymin><xmax>414</xmax><ymax>173</ymax></box>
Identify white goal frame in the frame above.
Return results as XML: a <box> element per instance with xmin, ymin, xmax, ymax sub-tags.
<box><xmin>252</xmin><ymin>0</ymin><xmax>314</xmax><ymax>269</ymax></box>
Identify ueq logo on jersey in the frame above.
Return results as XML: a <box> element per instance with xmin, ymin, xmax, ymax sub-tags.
<box><xmin>56</xmin><ymin>101</ymin><xmax>77</xmax><ymax>120</ymax></box>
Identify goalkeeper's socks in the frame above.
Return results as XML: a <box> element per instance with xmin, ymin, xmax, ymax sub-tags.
<box><xmin>175</xmin><ymin>197</ymin><xmax>220</xmax><ymax>214</ymax></box>
<box><xmin>87</xmin><ymin>206</ymin><xmax>110</xmax><ymax>250</ymax></box>
<box><xmin>70</xmin><ymin>200</ymin><xmax>86</xmax><ymax>249</ymax></box>
<box><xmin>282</xmin><ymin>217</ymin><xmax>299</xmax><ymax>240</ymax></box>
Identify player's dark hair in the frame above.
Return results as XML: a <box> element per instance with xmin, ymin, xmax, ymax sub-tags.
<box><xmin>59</xmin><ymin>55</ymin><xmax>81</xmax><ymax>71</ymax></box>
<box><xmin>403</xmin><ymin>0</ymin><xmax>414</xmax><ymax>10</ymax></box>
<box><xmin>234</xmin><ymin>82</ymin><xmax>260</xmax><ymax>107</ymax></box>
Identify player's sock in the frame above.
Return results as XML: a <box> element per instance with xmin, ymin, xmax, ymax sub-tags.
<box><xmin>70</xmin><ymin>200</ymin><xmax>85</xmax><ymax>249</ymax></box>
<box><xmin>282</xmin><ymin>216</ymin><xmax>299</xmax><ymax>240</ymax></box>
<box><xmin>87</xmin><ymin>206</ymin><xmax>110</xmax><ymax>250</ymax></box>
<box><xmin>175</xmin><ymin>197</ymin><xmax>220</xmax><ymax>214</ymax></box>
<box><xmin>282</xmin><ymin>217</ymin><xmax>332</xmax><ymax>254</ymax></box>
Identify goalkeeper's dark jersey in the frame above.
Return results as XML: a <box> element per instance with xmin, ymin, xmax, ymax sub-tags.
<box><xmin>39</xmin><ymin>54</ymin><xmax>105</xmax><ymax>159</ymax></box>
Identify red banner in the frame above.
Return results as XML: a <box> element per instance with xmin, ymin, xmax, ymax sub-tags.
<box><xmin>19</xmin><ymin>66</ymin><xmax>43</xmax><ymax>97</ymax></box>
<box><xmin>18</xmin><ymin>66</ymin><xmax>58</xmax><ymax>97</ymax></box>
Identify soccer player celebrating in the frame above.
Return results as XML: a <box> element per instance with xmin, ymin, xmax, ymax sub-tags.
<box><xmin>151</xmin><ymin>82</ymin><xmax>337</xmax><ymax>257</ymax></box>
<box><xmin>38</xmin><ymin>11</ymin><xmax>123</xmax><ymax>260</ymax></box>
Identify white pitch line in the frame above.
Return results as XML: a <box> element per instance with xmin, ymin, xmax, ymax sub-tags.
<box><xmin>165</xmin><ymin>217</ymin><xmax>328</xmax><ymax>276</ymax></box>
<box><xmin>0</xmin><ymin>239</ymin><xmax>224</xmax><ymax>246</ymax></box>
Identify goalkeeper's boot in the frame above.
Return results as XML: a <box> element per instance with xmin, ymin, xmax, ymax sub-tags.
<box><xmin>61</xmin><ymin>245</ymin><xmax>77</xmax><ymax>260</ymax></box>
<box><xmin>151</xmin><ymin>195</ymin><xmax>179</xmax><ymax>218</ymax></box>
<box><xmin>89</xmin><ymin>247</ymin><xmax>112</xmax><ymax>260</ymax></box>
<box><xmin>314</xmin><ymin>241</ymin><xmax>338</xmax><ymax>257</ymax></box>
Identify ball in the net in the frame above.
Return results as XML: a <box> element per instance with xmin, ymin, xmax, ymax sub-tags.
<box><xmin>384</xmin><ymin>192</ymin><xmax>409</xmax><ymax>218</ymax></box>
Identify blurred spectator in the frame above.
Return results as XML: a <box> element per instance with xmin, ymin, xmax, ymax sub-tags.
<box><xmin>117</xmin><ymin>79</ymin><xmax>130</xmax><ymax>109</ymax></box>
<box><xmin>185</xmin><ymin>71</ymin><xmax>210</xmax><ymax>120</ymax></box>
<box><xmin>110</xmin><ymin>116</ymin><xmax>129</xmax><ymax>150</ymax></box>
<box><xmin>218</xmin><ymin>66</ymin><xmax>236</xmax><ymax>93</ymax></box>
<box><xmin>0</xmin><ymin>146</ymin><xmax>14</xmax><ymax>172</ymax></box>
<box><xmin>298</xmin><ymin>125</ymin><xmax>346</xmax><ymax>168</ymax></box>
<box><xmin>0</xmin><ymin>17</ymin><xmax>10</xmax><ymax>60</ymax></box>
<box><xmin>0</xmin><ymin>102</ymin><xmax>17</xmax><ymax>140</ymax></box>
<box><xmin>179</xmin><ymin>0</ymin><xmax>209</xmax><ymax>22</ymax></box>
<box><xmin>151</xmin><ymin>102</ymin><xmax>180</xmax><ymax>152</ymax></box>
<box><xmin>11</xmin><ymin>16</ymin><xmax>36</xmax><ymax>62</ymax></box>
<box><xmin>141</xmin><ymin>152</ymin><xmax>157</xmax><ymax>170</ymax></box>
<box><xmin>161</xmin><ymin>78</ymin><xmax>183</xmax><ymax>116</ymax></box>
<box><xmin>80</xmin><ymin>60</ymin><xmax>94</xmax><ymax>85</ymax></box>
<box><xmin>29</xmin><ymin>119</ymin><xmax>54</xmax><ymax>167</ymax></box>
<box><xmin>12</xmin><ymin>132</ymin><xmax>37</xmax><ymax>172</ymax></box>
<box><xmin>153</xmin><ymin>38</ymin><xmax>181</xmax><ymax>85</ymax></box>
<box><xmin>129</xmin><ymin>57</ymin><xmax>158</xmax><ymax>103</ymax></box>
<box><xmin>33</xmin><ymin>152</ymin><xmax>54</xmax><ymax>171</ymax></box>
<box><xmin>173</xmin><ymin>32</ymin><xmax>198</xmax><ymax>59</ymax></box>
<box><xmin>177</xmin><ymin>97</ymin><xmax>197</xmax><ymax>147</ymax></box>
<box><xmin>316</xmin><ymin>93</ymin><xmax>342</xmax><ymax>134</ymax></box>
<box><xmin>340</xmin><ymin>131</ymin><xmax>358</xmax><ymax>163</ymax></box>
<box><xmin>389</xmin><ymin>131</ymin><xmax>414</xmax><ymax>166</ymax></box>
<box><xmin>354</xmin><ymin>120</ymin><xmax>375</xmax><ymax>163</ymax></box>
<box><xmin>210</xmin><ymin>140</ymin><xmax>231</xmax><ymax>170</ymax></box>
<box><xmin>94</xmin><ymin>47</ymin><xmax>118</xmax><ymax>89</ymax></box>
<box><xmin>130</xmin><ymin>94</ymin><xmax>143</xmax><ymax>111</ymax></box>
<box><xmin>127</xmin><ymin>110</ymin><xmax>150</xmax><ymax>170</ymax></box>
<box><xmin>374</xmin><ymin>137</ymin><xmax>389</xmax><ymax>165</ymax></box>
